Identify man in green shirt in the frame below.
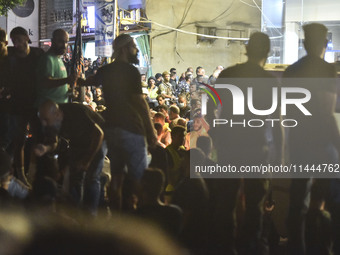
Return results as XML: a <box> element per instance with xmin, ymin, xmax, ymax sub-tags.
<box><xmin>36</xmin><ymin>29</ymin><xmax>77</xmax><ymax>106</ymax></box>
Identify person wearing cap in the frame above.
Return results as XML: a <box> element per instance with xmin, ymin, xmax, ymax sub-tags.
<box><xmin>78</xmin><ymin>33</ymin><xmax>157</xmax><ymax>211</ymax></box>
<box><xmin>158</xmin><ymin>71</ymin><xmax>174</xmax><ymax>99</ymax></box>
<box><xmin>283</xmin><ymin>23</ymin><xmax>339</xmax><ymax>255</ymax></box>
<box><xmin>4</xmin><ymin>27</ymin><xmax>44</xmax><ymax>186</ymax></box>
<box><xmin>206</xmin><ymin>32</ymin><xmax>283</xmax><ymax>254</ymax></box>
<box><xmin>36</xmin><ymin>29</ymin><xmax>77</xmax><ymax>107</ymax></box>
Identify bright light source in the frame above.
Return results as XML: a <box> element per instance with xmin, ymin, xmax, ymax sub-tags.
<box><xmin>87</xmin><ymin>6</ymin><xmax>95</xmax><ymax>29</ymax></box>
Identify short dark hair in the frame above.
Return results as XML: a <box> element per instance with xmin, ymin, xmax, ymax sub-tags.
<box><xmin>171</xmin><ymin>126</ymin><xmax>186</xmax><ymax>138</ymax></box>
<box><xmin>157</xmin><ymin>104</ymin><xmax>168</xmax><ymax>112</ymax></box>
<box><xmin>154</xmin><ymin>112</ymin><xmax>165</xmax><ymax>120</ymax></box>
<box><xmin>169</xmin><ymin>105</ymin><xmax>180</xmax><ymax>115</ymax></box>
<box><xmin>246</xmin><ymin>32</ymin><xmax>270</xmax><ymax>59</ymax></box>
<box><xmin>156</xmin><ymin>95</ymin><xmax>165</xmax><ymax>101</ymax></box>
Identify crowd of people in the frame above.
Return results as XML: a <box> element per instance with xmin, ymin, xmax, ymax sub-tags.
<box><xmin>0</xmin><ymin>23</ymin><xmax>339</xmax><ymax>255</ymax></box>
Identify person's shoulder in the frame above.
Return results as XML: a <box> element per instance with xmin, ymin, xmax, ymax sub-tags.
<box><xmin>7</xmin><ymin>46</ymin><xmax>15</xmax><ymax>55</ymax></box>
<box><xmin>219</xmin><ymin>63</ymin><xmax>243</xmax><ymax>77</ymax></box>
<box><xmin>39</xmin><ymin>51</ymin><xmax>55</xmax><ymax>62</ymax></box>
<box><xmin>30</xmin><ymin>47</ymin><xmax>45</xmax><ymax>56</ymax></box>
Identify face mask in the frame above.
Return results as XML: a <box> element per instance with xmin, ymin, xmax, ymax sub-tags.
<box><xmin>178</xmin><ymin>103</ymin><xmax>185</xmax><ymax>108</ymax></box>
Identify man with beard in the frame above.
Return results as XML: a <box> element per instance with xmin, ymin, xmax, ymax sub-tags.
<box><xmin>34</xmin><ymin>100</ymin><xmax>105</xmax><ymax>216</ymax></box>
<box><xmin>79</xmin><ymin>34</ymin><xmax>157</xmax><ymax>211</ymax></box>
<box><xmin>36</xmin><ymin>29</ymin><xmax>77</xmax><ymax>106</ymax></box>
<box><xmin>158</xmin><ymin>71</ymin><xmax>174</xmax><ymax>99</ymax></box>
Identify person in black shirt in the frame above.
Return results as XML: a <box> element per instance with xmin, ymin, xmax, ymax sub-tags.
<box><xmin>207</xmin><ymin>32</ymin><xmax>282</xmax><ymax>255</ymax></box>
<box><xmin>79</xmin><ymin>34</ymin><xmax>157</xmax><ymax>211</ymax></box>
<box><xmin>34</xmin><ymin>101</ymin><xmax>105</xmax><ymax>216</ymax></box>
<box><xmin>6</xmin><ymin>27</ymin><xmax>44</xmax><ymax>186</ymax></box>
<box><xmin>283</xmin><ymin>23</ymin><xmax>340</xmax><ymax>255</ymax></box>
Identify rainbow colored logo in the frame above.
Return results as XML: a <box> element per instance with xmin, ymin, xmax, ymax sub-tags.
<box><xmin>199</xmin><ymin>83</ymin><xmax>222</xmax><ymax>106</ymax></box>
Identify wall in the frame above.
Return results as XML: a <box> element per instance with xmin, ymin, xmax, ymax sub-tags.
<box><xmin>286</xmin><ymin>0</ymin><xmax>340</xmax><ymax>23</ymax></box>
<box><xmin>284</xmin><ymin>0</ymin><xmax>340</xmax><ymax>63</ymax></box>
<box><xmin>145</xmin><ymin>0</ymin><xmax>261</xmax><ymax>76</ymax></box>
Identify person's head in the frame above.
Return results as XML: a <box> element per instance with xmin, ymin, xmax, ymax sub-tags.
<box><xmin>162</xmin><ymin>71</ymin><xmax>170</xmax><ymax>83</ymax></box>
<box><xmin>157</xmin><ymin>104</ymin><xmax>169</xmax><ymax>118</ymax></box>
<box><xmin>51</xmin><ymin>29</ymin><xmax>69</xmax><ymax>56</ymax></box>
<box><xmin>155</xmin><ymin>73</ymin><xmax>162</xmax><ymax>81</ymax></box>
<box><xmin>246</xmin><ymin>32</ymin><xmax>270</xmax><ymax>62</ymax></box>
<box><xmin>170</xmin><ymin>72</ymin><xmax>176</xmax><ymax>80</ymax></box>
<box><xmin>217</xmin><ymin>65</ymin><xmax>224</xmax><ymax>71</ymax></box>
<box><xmin>303</xmin><ymin>23</ymin><xmax>328</xmax><ymax>58</ymax></box>
<box><xmin>169</xmin><ymin>105</ymin><xmax>180</xmax><ymax>120</ymax></box>
<box><xmin>153</xmin><ymin>112</ymin><xmax>166</xmax><ymax>126</ymax></box>
<box><xmin>177</xmin><ymin>118</ymin><xmax>187</xmax><ymax>129</ymax></box>
<box><xmin>171</xmin><ymin>126</ymin><xmax>186</xmax><ymax>148</ymax></box>
<box><xmin>187</xmin><ymin>67</ymin><xmax>194</xmax><ymax>73</ymax></box>
<box><xmin>112</xmin><ymin>34</ymin><xmax>139</xmax><ymax>64</ymax></box>
<box><xmin>84</xmin><ymin>92</ymin><xmax>92</xmax><ymax>103</ymax></box>
<box><xmin>95</xmin><ymin>87</ymin><xmax>102</xmax><ymax>97</ymax></box>
<box><xmin>156</xmin><ymin>95</ymin><xmax>165</xmax><ymax>105</ymax></box>
<box><xmin>84</xmin><ymin>58</ymin><xmax>89</xmax><ymax>67</ymax></box>
<box><xmin>178</xmin><ymin>95</ymin><xmax>187</xmax><ymax>108</ymax></box>
<box><xmin>191</xmin><ymin>98</ymin><xmax>201</xmax><ymax>111</ymax></box>
<box><xmin>197</xmin><ymin>67</ymin><xmax>205</xmax><ymax>76</ymax></box>
<box><xmin>196</xmin><ymin>136</ymin><xmax>213</xmax><ymax>158</ymax></box>
<box><xmin>0</xmin><ymin>28</ymin><xmax>8</xmax><ymax>57</ymax></box>
<box><xmin>38</xmin><ymin>100</ymin><xmax>63</xmax><ymax>135</ymax></box>
<box><xmin>10</xmin><ymin>26</ymin><xmax>31</xmax><ymax>55</ymax></box>
<box><xmin>147</xmin><ymin>76</ymin><xmax>156</xmax><ymax>88</ymax></box>
<box><xmin>141</xmin><ymin>74</ymin><xmax>146</xmax><ymax>82</ymax></box>
<box><xmin>195</xmin><ymin>66</ymin><xmax>203</xmax><ymax>76</ymax></box>
<box><xmin>189</xmin><ymin>83</ymin><xmax>197</xmax><ymax>93</ymax></box>
<box><xmin>170</xmin><ymin>67</ymin><xmax>176</xmax><ymax>75</ymax></box>
<box><xmin>193</xmin><ymin>114</ymin><xmax>203</xmax><ymax>131</ymax></box>
<box><xmin>141</xmin><ymin>168</ymin><xmax>165</xmax><ymax>202</ymax></box>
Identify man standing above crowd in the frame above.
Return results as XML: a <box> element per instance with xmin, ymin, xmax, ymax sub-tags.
<box><xmin>6</xmin><ymin>27</ymin><xmax>44</xmax><ymax>185</ymax></box>
<box><xmin>208</xmin><ymin>32</ymin><xmax>282</xmax><ymax>255</ymax></box>
<box><xmin>36</xmin><ymin>29</ymin><xmax>77</xmax><ymax>106</ymax></box>
<box><xmin>283</xmin><ymin>23</ymin><xmax>340</xmax><ymax>255</ymax></box>
<box><xmin>79</xmin><ymin>34</ymin><xmax>157</xmax><ymax>211</ymax></box>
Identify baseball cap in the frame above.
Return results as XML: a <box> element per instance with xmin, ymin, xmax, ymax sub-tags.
<box><xmin>10</xmin><ymin>26</ymin><xmax>32</xmax><ymax>44</ymax></box>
